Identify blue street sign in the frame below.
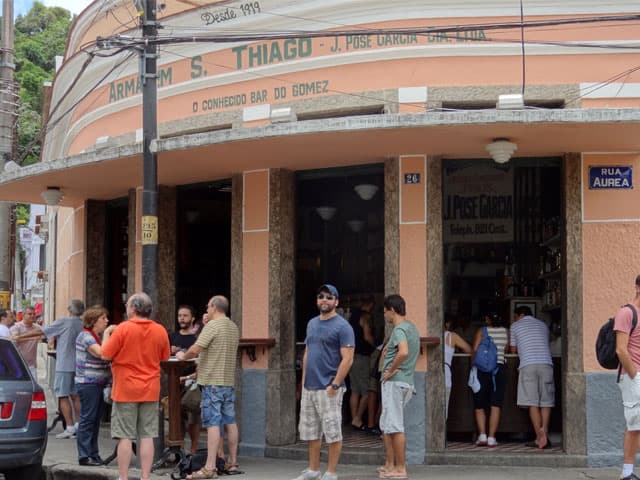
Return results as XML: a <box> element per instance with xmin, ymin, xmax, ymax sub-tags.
<box><xmin>588</xmin><ymin>166</ymin><xmax>633</xmax><ymax>189</ymax></box>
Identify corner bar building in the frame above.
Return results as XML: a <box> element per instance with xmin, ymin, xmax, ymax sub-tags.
<box><xmin>2</xmin><ymin>0</ymin><xmax>640</xmax><ymax>467</ymax></box>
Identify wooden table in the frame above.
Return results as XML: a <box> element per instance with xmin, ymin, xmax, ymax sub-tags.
<box><xmin>150</xmin><ymin>358</ymin><xmax>197</xmax><ymax>471</ymax></box>
<box><xmin>161</xmin><ymin>358</ymin><xmax>196</xmax><ymax>448</ymax></box>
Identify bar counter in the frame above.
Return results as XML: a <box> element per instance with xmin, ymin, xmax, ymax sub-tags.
<box><xmin>446</xmin><ymin>354</ymin><xmax>562</xmax><ymax>437</ymax></box>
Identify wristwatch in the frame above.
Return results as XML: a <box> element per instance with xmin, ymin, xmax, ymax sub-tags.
<box><xmin>331</xmin><ymin>383</ymin><xmax>340</xmax><ymax>390</ymax></box>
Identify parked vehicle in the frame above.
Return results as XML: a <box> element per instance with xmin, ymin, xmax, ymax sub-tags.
<box><xmin>0</xmin><ymin>338</ymin><xmax>47</xmax><ymax>479</ymax></box>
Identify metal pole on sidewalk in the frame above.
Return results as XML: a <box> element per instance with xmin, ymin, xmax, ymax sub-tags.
<box><xmin>0</xmin><ymin>0</ymin><xmax>16</xmax><ymax>309</ymax></box>
<box><xmin>139</xmin><ymin>0</ymin><xmax>164</xmax><ymax>463</ymax></box>
<box><xmin>141</xmin><ymin>0</ymin><xmax>159</xmax><ymax>306</ymax></box>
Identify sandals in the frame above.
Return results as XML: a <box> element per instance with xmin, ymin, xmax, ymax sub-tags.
<box><xmin>224</xmin><ymin>464</ymin><xmax>243</xmax><ymax>475</ymax></box>
<box><xmin>189</xmin><ymin>466</ymin><xmax>217</xmax><ymax>479</ymax></box>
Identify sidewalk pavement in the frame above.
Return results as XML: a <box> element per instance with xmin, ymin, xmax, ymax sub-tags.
<box><xmin>44</xmin><ymin>419</ymin><xmax>625</xmax><ymax>480</ymax></box>
<box><xmin>42</xmin><ymin>382</ymin><xmax>622</xmax><ymax>480</ymax></box>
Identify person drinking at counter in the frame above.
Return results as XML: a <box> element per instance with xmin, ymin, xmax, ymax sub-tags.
<box><xmin>510</xmin><ymin>305</ymin><xmax>554</xmax><ymax>450</ymax></box>
<box><xmin>444</xmin><ymin>315</ymin><xmax>471</xmax><ymax>420</ymax></box>
<box><xmin>471</xmin><ymin>313</ymin><xmax>509</xmax><ymax>448</ymax></box>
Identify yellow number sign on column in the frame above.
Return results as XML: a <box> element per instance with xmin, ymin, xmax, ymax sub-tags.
<box><xmin>141</xmin><ymin>216</ymin><xmax>158</xmax><ymax>245</ymax></box>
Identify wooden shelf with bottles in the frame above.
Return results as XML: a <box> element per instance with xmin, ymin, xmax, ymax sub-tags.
<box><xmin>538</xmin><ymin>270</ymin><xmax>561</xmax><ymax>281</ymax></box>
<box><xmin>541</xmin><ymin>304</ymin><xmax>561</xmax><ymax>313</ymax></box>
<box><xmin>540</xmin><ymin>233</ymin><xmax>561</xmax><ymax>248</ymax></box>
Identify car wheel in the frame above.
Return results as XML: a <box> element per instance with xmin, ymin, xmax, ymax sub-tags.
<box><xmin>4</xmin><ymin>462</ymin><xmax>43</xmax><ymax>480</ymax></box>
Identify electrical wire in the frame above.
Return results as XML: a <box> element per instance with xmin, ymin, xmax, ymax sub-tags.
<box><xmin>147</xmin><ymin>12</ymin><xmax>640</xmax><ymax>40</ymax></box>
<box><xmin>519</xmin><ymin>0</ymin><xmax>526</xmax><ymax>97</ymax></box>
<box><xmin>40</xmin><ymin>51</ymin><xmax>138</xmax><ymax>151</ymax></box>
<box><xmin>36</xmin><ymin>10</ymin><xmax>640</xmax><ymax>161</ymax></box>
<box><xmin>18</xmin><ymin>49</ymin><xmax>137</xmax><ymax>165</ymax></box>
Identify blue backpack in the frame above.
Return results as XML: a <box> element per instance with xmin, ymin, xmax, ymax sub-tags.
<box><xmin>474</xmin><ymin>326</ymin><xmax>498</xmax><ymax>374</ymax></box>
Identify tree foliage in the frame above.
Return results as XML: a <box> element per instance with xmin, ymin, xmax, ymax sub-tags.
<box><xmin>11</xmin><ymin>2</ymin><xmax>72</xmax><ymax>165</ymax></box>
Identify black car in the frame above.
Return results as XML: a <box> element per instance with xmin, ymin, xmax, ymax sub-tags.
<box><xmin>0</xmin><ymin>338</ymin><xmax>47</xmax><ymax>479</ymax></box>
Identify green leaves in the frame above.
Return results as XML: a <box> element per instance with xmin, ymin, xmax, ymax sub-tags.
<box><xmin>12</xmin><ymin>1</ymin><xmax>72</xmax><ymax>165</ymax></box>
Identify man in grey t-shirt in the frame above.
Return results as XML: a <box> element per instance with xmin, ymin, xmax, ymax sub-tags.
<box><xmin>15</xmin><ymin>299</ymin><xmax>85</xmax><ymax>439</ymax></box>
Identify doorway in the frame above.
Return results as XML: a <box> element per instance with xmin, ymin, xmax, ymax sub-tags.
<box><xmin>294</xmin><ymin>164</ymin><xmax>385</xmax><ymax>443</ymax></box>
<box><xmin>176</xmin><ymin>180</ymin><xmax>232</xmax><ymax>329</ymax></box>
<box><xmin>442</xmin><ymin>158</ymin><xmax>564</xmax><ymax>451</ymax></box>
<box><xmin>104</xmin><ymin>198</ymin><xmax>129</xmax><ymax>325</ymax></box>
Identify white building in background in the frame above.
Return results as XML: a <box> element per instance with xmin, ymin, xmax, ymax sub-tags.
<box><xmin>15</xmin><ymin>204</ymin><xmax>46</xmax><ymax>313</ymax></box>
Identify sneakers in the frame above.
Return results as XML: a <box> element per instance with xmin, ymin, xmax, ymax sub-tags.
<box><xmin>487</xmin><ymin>437</ymin><xmax>498</xmax><ymax>448</ymax></box>
<box><xmin>321</xmin><ymin>473</ymin><xmax>337</xmax><ymax>480</ymax></box>
<box><xmin>291</xmin><ymin>469</ymin><xmax>321</xmax><ymax>480</ymax></box>
<box><xmin>475</xmin><ymin>433</ymin><xmax>487</xmax><ymax>446</ymax></box>
<box><xmin>56</xmin><ymin>427</ymin><xmax>76</xmax><ymax>439</ymax></box>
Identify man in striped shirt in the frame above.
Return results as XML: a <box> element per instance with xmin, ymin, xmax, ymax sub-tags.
<box><xmin>510</xmin><ymin>305</ymin><xmax>554</xmax><ymax>450</ymax></box>
<box><xmin>176</xmin><ymin>295</ymin><xmax>240</xmax><ymax>478</ymax></box>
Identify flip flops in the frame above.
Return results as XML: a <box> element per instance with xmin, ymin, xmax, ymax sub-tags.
<box><xmin>379</xmin><ymin>471</ymin><xmax>408</xmax><ymax>479</ymax></box>
<box><xmin>224</xmin><ymin>464</ymin><xmax>243</xmax><ymax>475</ymax></box>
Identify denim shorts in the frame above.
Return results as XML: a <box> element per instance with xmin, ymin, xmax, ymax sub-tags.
<box><xmin>201</xmin><ymin>385</ymin><xmax>236</xmax><ymax>428</ymax></box>
<box><xmin>54</xmin><ymin>371</ymin><xmax>77</xmax><ymax>397</ymax></box>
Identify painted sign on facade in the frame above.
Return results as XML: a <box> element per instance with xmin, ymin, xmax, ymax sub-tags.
<box><xmin>588</xmin><ymin>165</ymin><xmax>633</xmax><ymax>189</ymax></box>
<box><xmin>443</xmin><ymin>163</ymin><xmax>513</xmax><ymax>243</ymax></box>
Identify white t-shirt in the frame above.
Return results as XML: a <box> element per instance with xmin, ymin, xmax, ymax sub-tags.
<box><xmin>0</xmin><ymin>324</ymin><xmax>11</xmax><ymax>338</ymax></box>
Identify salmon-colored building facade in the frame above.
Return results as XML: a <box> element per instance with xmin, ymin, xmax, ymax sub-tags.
<box><xmin>2</xmin><ymin>0</ymin><xmax>640</xmax><ymax>466</ymax></box>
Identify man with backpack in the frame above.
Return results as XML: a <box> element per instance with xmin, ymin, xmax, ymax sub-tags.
<box><xmin>510</xmin><ymin>305</ymin><xmax>554</xmax><ymax>450</ymax></box>
<box><xmin>614</xmin><ymin>275</ymin><xmax>640</xmax><ymax>480</ymax></box>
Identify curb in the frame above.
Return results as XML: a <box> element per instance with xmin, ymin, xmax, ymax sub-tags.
<box><xmin>44</xmin><ymin>462</ymin><xmax>172</xmax><ymax>480</ymax></box>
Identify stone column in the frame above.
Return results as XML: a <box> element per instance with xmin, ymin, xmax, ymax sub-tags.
<box><xmin>265</xmin><ymin>169</ymin><xmax>297</xmax><ymax>446</ymax></box>
<box><xmin>426</xmin><ymin>156</ymin><xmax>445</xmax><ymax>454</ymax></box>
<box><xmin>563</xmin><ymin>153</ymin><xmax>586</xmax><ymax>456</ymax></box>
<box><xmin>85</xmin><ymin>200</ymin><xmax>106</xmax><ymax>307</ymax></box>
<box><xmin>230</xmin><ymin>174</ymin><xmax>244</xmax><ymax>446</ymax></box>
<box><xmin>384</xmin><ymin>158</ymin><xmax>400</xmax><ymax>295</ymax></box>
<box><xmin>157</xmin><ymin>186</ymin><xmax>176</xmax><ymax>330</ymax></box>
<box><xmin>127</xmin><ymin>188</ymin><xmax>137</xmax><ymax>297</ymax></box>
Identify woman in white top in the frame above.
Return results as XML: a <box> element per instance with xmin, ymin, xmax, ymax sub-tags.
<box><xmin>471</xmin><ymin>312</ymin><xmax>509</xmax><ymax>448</ymax></box>
<box><xmin>444</xmin><ymin>316</ymin><xmax>471</xmax><ymax>420</ymax></box>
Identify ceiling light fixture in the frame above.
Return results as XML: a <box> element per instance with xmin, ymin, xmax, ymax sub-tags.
<box><xmin>316</xmin><ymin>206</ymin><xmax>336</xmax><ymax>221</ymax></box>
<box><xmin>354</xmin><ymin>184</ymin><xmax>378</xmax><ymax>200</ymax></box>
<box><xmin>346</xmin><ymin>220</ymin><xmax>365</xmax><ymax>232</ymax></box>
<box><xmin>40</xmin><ymin>187</ymin><xmax>64</xmax><ymax>206</ymax></box>
<box><xmin>486</xmin><ymin>139</ymin><xmax>518</xmax><ymax>164</ymax></box>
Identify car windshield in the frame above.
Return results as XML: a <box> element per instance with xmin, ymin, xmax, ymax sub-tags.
<box><xmin>0</xmin><ymin>341</ymin><xmax>30</xmax><ymax>380</ymax></box>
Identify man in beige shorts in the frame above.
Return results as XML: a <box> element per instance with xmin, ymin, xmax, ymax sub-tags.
<box><xmin>292</xmin><ymin>284</ymin><xmax>354</xmax><ymax>480</ymax></box>
<box><xmin>614</xmin><ymin>275</ymin><xmax>640</xmax><ymax>480</ymax></box>
<box><xmin>102</xmin><ymin>293</ymin><xmax>170</xmax><ymax>480</ymax></box>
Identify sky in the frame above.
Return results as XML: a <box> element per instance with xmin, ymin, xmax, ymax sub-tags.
<box><xmin>14</xmin><ymin>0</ymin><xmax>93</xmax><ymax>17</ymax></box>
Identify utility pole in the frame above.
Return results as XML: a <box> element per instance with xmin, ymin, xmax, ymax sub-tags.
<box><xmin>139</xmin><ymin>0</ymin><xmax>165</xmax><ymax>465</ymax></box>
<box><xmin>0</xmin><ymin>0</ymin><xmax>16</xmax><ymax>309</ymax></box>
<box><xmin>140</xmin><ymin>0</ymin><xmax>158</xmax><ymax>307</ymax></box>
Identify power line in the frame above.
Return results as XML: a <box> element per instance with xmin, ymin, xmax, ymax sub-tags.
<box><xmin>166</xmin><ymin>13</ymin><xmax>640</xmax><ymax>39</ymax></box>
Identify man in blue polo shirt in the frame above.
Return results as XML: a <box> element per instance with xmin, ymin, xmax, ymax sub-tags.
<box><xmin>292</xmin><ymin>284</ymin><xmax>354</xmax><ymax>480</ymax></box>
<box><xmin>510</xmin><ymin>305</ymin><xmax>554</xmax><ymax>450</ymax></box>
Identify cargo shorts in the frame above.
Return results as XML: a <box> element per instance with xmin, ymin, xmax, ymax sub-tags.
<box><xmin>298</xmin><ymin>386</ymin><xmax>345</xmax><ymax>443</ymax></box>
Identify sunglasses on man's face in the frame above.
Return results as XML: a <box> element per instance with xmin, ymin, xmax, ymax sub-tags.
<box><xmin>317</xmin><ymin>294</ymin><xmax>335</xmax><ymax>301</ymax></box>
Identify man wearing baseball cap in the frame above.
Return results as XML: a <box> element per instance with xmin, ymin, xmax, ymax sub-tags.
<box><xmin>292</xmin><ymin>284</ymin><xmax>355</xmax><ymax>480</ymax></box>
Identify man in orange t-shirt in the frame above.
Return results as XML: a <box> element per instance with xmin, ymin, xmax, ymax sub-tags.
<box><xmin>102</xmin><ymin>292</ymin><xmax>170</xmax><ymax>480</ymax></box>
